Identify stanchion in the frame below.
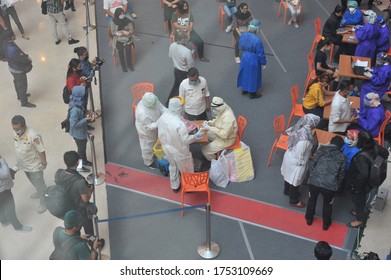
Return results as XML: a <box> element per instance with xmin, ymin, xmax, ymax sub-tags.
<box><xmin>197</xmin><ymin>204</ymin><xmax>220</xmax><ymax>259</ymax></box>
<box><xmin>87</xmin><ymin>134</ymin><xmax>106</xmax><ymax>186</ymax></box>
<box><xmin>83</xmin><ymin>1</ymin><xmax>95</xmax><ymax>5</ymax></box>
<box><xmin>83</xmin><ymin>0</ymin><xmax>96</xmax><ymax>32</ymax></box>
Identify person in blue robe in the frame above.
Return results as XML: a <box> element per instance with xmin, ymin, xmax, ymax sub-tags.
<box><xmin>354</xmin><ymin>10</ymin><xmax>379</xmax><ymax>64</ymax></box>
<box><xmin>341</xmin><ymin>1</ymin><xmax>363</xmax><ymax>26</ymax></box>
<box><xmin>358</xmin><ymin>93</ymin><xmax>385</xmax><ymax>137</ymax></box>
<box><xmin>375</xmin><ymin>16</ymin><xmax>390</xmax><ymax>54</ymax></box>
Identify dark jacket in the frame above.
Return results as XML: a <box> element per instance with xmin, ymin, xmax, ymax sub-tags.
<box><xmin>2</xmin><ymin>41</ymin><xmax>31</xmax><ymax>72</ymax></box>
<box><xmin>307</xmin><ymin>144</ymin><xmax>346</xmax><ymax>192</ymax></box>
<box><xmin>322</xmin><ymin>13</ymin><xmax>342</xmax><ymax>44</ymax></box>
<box><xmin>345</xmin><ymin>144</ymin><xmax>389</xmax><ymax>194</ymax></box>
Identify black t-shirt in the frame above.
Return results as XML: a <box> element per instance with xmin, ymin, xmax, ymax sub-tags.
<box><xmin>315</xmin><ymin>49</ymin><xmax>331</xmax><ymax>76</ymax></box>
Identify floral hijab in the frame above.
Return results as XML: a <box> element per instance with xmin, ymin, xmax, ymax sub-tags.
<box><xmin>286</xmin><ymin>114</ymin><xmax>320</xmax><ymax>149</ymax></box>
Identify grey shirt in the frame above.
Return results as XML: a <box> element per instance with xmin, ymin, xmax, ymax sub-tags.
<box><xmin>168</xmin><ymin>42</ymin><xmax>194</xmax><ymax>72</ymax></box>
<box><xmin>0</xmin><ymin>159</ymin><xmax>14</xmax><ymax>193</ymax></box>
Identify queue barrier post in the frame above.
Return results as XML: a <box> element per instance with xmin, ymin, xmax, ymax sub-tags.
<box><xmin>197</xmin><ymin>203</ymin><xmax>220</xmax><ymax>259</ymax></box>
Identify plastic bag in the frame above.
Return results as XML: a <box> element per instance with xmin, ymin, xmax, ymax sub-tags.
<box><xmin>226</xmin><ymin>142</ymin><xmax>255</xmax><ymax>182</ymax></box>
<box><xmin>209</xmin><ymin>150</ymin><xmax>230</xmax><ymax>188</ymax></box>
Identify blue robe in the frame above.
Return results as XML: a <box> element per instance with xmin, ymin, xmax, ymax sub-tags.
<box><xmin>355</xmin><ymin>23</ymin><xmax>379</xmax><ymax>63</ymax></box>
<box><xmin>341</xmin><ymin>10</ymin><xmax>363</xmax><ymax>26</ymax></box>
<box><xmin>237</xmin><ymin>32</ymin><xmax>266</xmax><ymax>93</ymax></box>
<box><xmin>358</xmin><ymin>105</ymin><xmax>385</xmax><ymax>137</ymax></box>
<box><xmin>376</xmin><ymin>24</ymin><xmax>390</xmax><ymax>53</ymax></box>
<box><xmin>360</xmin><ymin>64</ymin><xmax>391</xmax><ymax>108</ymax></box>
<box><xmin>342</xmin><ymin>143</ymin><xmax>360</xmax><ymax>169</ymax></box>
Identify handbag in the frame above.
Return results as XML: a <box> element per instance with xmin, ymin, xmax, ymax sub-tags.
<box><xmin>225</xmin><ymin>142</ymin><xmax>255</xmax><ymax>182</ymax></box>
<box><xmin>41</xmin><ymin>0</ymin><xmax>47</xmax><ymax>15</ymax></box>
<box><xmin>209</xmin><ymin>150</ymin><xmax>230</xmax><ymax>188</ymax></box>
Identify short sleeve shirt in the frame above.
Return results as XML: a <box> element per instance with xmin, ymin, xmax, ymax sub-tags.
<box><xmin>57</xmin><ymin>229</ymin><xmax>91</xmax><ymax>260</ymax></box>
<box><xmin>315</xmin><ymin>50</ymin><xmax>331</xmax><ymax>76</ymax></box>
<box><xmin>179</xmin><ymin>76</ymin><xmax>210</xmax><ymax>115</ymax></box>
<box><xmin>329</xmin><ymin>91</ymin><xmax>352</xmax><ymax>133</ymax></box>
<box><xmin>103</xmin><ymin>0</ymin><xmax>128</xmax><ymax>14</ymax></box>
<box><xmin>171</xmin><ymin>12</ymin><xmax>194</xmax><ymax>28</ymax></box>
<box><xmin>14</xmin><ymin>127</ymin><xmax>45</xmax><ymax>172</ymax></box>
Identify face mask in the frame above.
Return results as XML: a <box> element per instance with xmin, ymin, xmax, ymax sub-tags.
<box><xmin>76</xmin><ymin>68</ymin><xmax>82</xmax><ymax>73</ymax></box>
<box><xmin>344</xmin><ymin>137</ymin><xmax>350</xmax><ymax>145</ymax></box>
<box><xmin>211</xmin><ymin>108</ymin><xmax>218</xmax><ymax>117</ymax></box>
<box><xmin>376</xmin><ymin>61</ymin><xmax>384</xmax><ymax>66</ymax></box>
<box><xmin>83</xmin><ymin>55</ymin><xmax>89</xmax><ymax>61</ymax></box>
<box><xmin>189</xmin><ymin>80</ymin><xmax>198</xmax><ymax>86</ymax></box>
<box><xmin>119</xmin><ymin>14</ymin><xmax>125</xmax><ymax>20</ymax></box>
<box><xmin>349</xmin><ymin>7</ymin><xmax>355</xmax><ymax>13</ymax></box>
<box><xmin>241</xmin><ymin>8</ymin><xmax>247</xmax><ymax>14</ymax></box>
<box><xmin>364</xmin><ymin>99</ymin><xmax>372</xmax><ymax>107</ymax></box>
<box><xmin>15</xmin><ymin>128</ymin><xmax>26</xmax><ymax>136</ymax></box>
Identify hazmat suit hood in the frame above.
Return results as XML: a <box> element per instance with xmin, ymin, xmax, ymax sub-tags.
<box><xmin>142</xmin><ymin>92</ymin><xmax>158</xmax><ymax>108</ymax></box>
<box><xmin>210</xmin><ymin>96</ymin><xmax>227</xmax><ymax>114</ymax></box>
<box><xmin>168</xmin><ymin>98</ymin><xmax>183</xmax><ymax>115</ymax></box>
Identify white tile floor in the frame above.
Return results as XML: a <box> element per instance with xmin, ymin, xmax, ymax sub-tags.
<box><xmin>0</xmin><ymin>0</ymin><xmax>390</xmax><ymax>260</ymax></box>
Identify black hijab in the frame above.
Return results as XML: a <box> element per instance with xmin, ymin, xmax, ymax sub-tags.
<box><xmin>113</xmin><ymin>8</ymin><xmax>131</xmax><ymax>31</ymax></box>
<box><xmin>234</xmin><ymin>2</ymin><xmax>251</xmax><ymax>20</ymax></box>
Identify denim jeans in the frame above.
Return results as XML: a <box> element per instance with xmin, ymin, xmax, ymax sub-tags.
<box><xmin>222</xmin><ymin>4</ymin><xmax>237</xmax><ymax>23</ymax></box>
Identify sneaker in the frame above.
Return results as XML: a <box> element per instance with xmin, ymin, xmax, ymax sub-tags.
<box><xmin>21</xmin><ymin>102</ymin><xmax>36</xmax><ymax>108</ymax></box>
<box><xmin>288</xmin><ymin>19</ymin><xmax>293</xmax><ymax>25</ymax></box>
<box><xmin>22</xmin><ymin>34</ymin><xmax>30</xmax><ymax>40</ymax></box>
<box><xmin>15</xmin><ymin>225</ymin><xmax>33</xmax><ymax>232</ymax></box>
<box><xmin>128</xmin><ymin>65</ymin><xmax>135</xmax><ymax>72</ymax></box>
<box><xmin>235</xmin><ymin>57</ymin><xmax>241</xmax><ymax>64</ymax></box>
<box><xmin>37</xmin><ymin>204</ymin><xmax>47</xmax><ymax>214</ymax></box>
<box><xmin>77</xmin><ymin>166</ymin><xmax>91</xmax><ymax>173</ymax></box>
<box><xmin>83</xmin><ymin>160</ymin><xmax>93</xmax><ymax>167</ymax></box>
<box><xmin>225</xmin><ymin>25</ymin><xmax>232</xmax><ymax>33</ymax></box>
<box><xmin>30</xmin><ymin>192</ymin><xmax>40</xmax><ymax>199</ymax></box>
<box><xmin>68</xmin><ymin>38</ymin><xmax>80</xmax><ymax>45</ymax></box>
<box><xmin>55</xmin><ymin>39</ymin><xmax>61</xmax><ymax>45</ymax></box>
<box><xmin>294</xmin><ymin>22</ymin><xmax>299</xmax><ymax>29</ymax></box>
<box><xmin>200</xmin><ymin>57</ymin><xmax>209</xmax><ymax>62</ymax></box>
<box><xmin>64</xmin><ymin>1</ymin><xmax>70</xmax><ymax>10</ymax></box>
<box><xmin>147</xmin><ymin>162</ymin><xmax>158</xmax><ymax>169</ymax></box>
<box><xmin>131</xmin><ymin>13</ymin><xmax>138</xmax><ymax>19</ymax></box>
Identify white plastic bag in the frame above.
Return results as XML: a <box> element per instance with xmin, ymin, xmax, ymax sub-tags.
<box><xmin>226</xmin><ymin>142</ymin><xmax>255</xmax><ymax>182</ymax></box>
<box><xmin>209</xmin><ymin>150</ymin><xmax>230</xmax><ymax>188</ymax></box>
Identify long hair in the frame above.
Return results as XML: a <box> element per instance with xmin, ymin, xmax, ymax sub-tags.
<box><xmin>306</xmin><ymin>73</ymin><xmax>331</xmax><ymax>93</ymax></box>
<box><xmin>66</xmin><ymin>58</ymin><xmax>81</xmax><ymax>77</ymax></box>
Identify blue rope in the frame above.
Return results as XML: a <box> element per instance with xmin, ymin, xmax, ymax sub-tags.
<box><xmin>97</xmin><ymin>204</ymin><xmax>207</xmax><ymax>223</ymax></box>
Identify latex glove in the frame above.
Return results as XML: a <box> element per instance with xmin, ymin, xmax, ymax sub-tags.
<box><xmin>195</xmin><ymin>130</ymin><xmax>205</xmax><ymax>140</ymax></box>
<box><xmin>364</xmin><ymin>71</ymin><xmax>373</xmax><ymax>78</ymax></box>
<box><xmin>364</xmin><ymin>67</ymin><xmax>373</xmax><ymax>73</ymax></box>
<box><xmin>202</xmin><ymin>121</ymin><xmax>210</xmax><ymax>131</ymax></box>
<box><xmin>262</xmin><ymin>65</ymin><xmax>266</xmax><ymax>70</ymax></box>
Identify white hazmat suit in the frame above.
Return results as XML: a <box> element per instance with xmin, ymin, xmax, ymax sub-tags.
<box><xmin>202</xmin><ymin>97</ymin><xmax>238</xmax><ymax>161</ymax></box>
<box><xmin>157</xmin><ymin>98</ymin><xmax>204</xmax><ymax>191</ymax></box>
<box><xmin>135</xmin><ymin>92</ymin><xmax>167</xmax><ymax>166</ymax></box>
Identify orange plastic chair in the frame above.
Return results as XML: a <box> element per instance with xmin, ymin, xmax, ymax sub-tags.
<box><xmin>181</xmin><ymin>171</ymin><xmax>211</xmax><ymax>216</ymax></box>
<box><xmin>374</xmin><ymin>110</ymin><xmax>391</xmax><ymax>147</ymax></box>
<box><xmin>304</xmin><ymin>52</ymin><xmax>317</xmax><ymax>98</ymax></box>
<box><xmin>267</xmin><ymin>115</ymin><xmax>289</xmax><ymax>166</ymax></box>
<box><xmin>329</xmin><ymin>43</ymin><xmax>335</xmax><ymax>63</ymax></box>
<box><xmin>218</xmin><ymin>5</ymin><xmax>226</xmax><ymax>31</ymax></box>
<box><xmin>225</xmin><ymin>115</ymin><xmax>247</xmax><ymax>150</ymax></box>
<box><xmin>314</xmin><ymin>18</ymin><xmax>322</xmax><ymax>42</ymax></box>
<box><xmin>287</xmin><ymin>85</ymin><xmax>305</xmax><ymax>128</ymax></box>
<box><xmin>160</xmin><ymin>0</ymin><xmax>163</xmax><ymax>8</ymax></box>
<box><xmin>278</xmin><ymin>0</ymin><xmax>302</xmax><ymax>25</ymax></box>
<box><xmin>131</xmin><ymin>82</ymin><xmax>154</xmax><ymax>125</ymax></box>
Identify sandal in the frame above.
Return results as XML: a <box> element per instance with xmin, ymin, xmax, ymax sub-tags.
<box><xmin>289</xmin><ymin>201</ymin><xmax>306</xmax><ymax>208</ymax></box>
<box><xmin>350</xmin><ymin>210</ymin><xmax>357</xmax><ymax>216</ymax></box>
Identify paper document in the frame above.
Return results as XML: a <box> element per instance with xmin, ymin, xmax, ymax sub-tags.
<box><xmin>356</xmin><ymin>59</ymin><xmax>368</xmax><ymax>67</ymax></box>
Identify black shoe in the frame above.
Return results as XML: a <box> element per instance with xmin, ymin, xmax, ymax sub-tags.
<box><xmin>70</xmin><ymin>3</ymin><xmax>76</xmax><ymax>11</ymax></box>
<box><xmin>17</xmin><ymin>93</ymin><xmax>31</xmax><ymax>100</ymax></box>
<box><xmin>21</xmin><ymin>102</ymin><xmax>36</xmax><ymax>108</ymax></box>
<box><xmin>68</xmin><ymin>38</ymin><xmax>79</xmax><ymax>45</ymax></box>
<box><xmin>249</xmin><ymin>93</ymin><xmax>262</xmax><ymax>99</ymax></box>
<box><xmin>55</xmin><ymin>39</ymin><xmax>61</xmax><ymax>45</ymax></box>
<box><xmin>77</xmin><ymin>166</ymin><xmax>91</xmax><ymax>173</ymax></box>
<box><xmin>242</xmin><ymin>91</ymin><xmax>248</xmax><ymax>95</ymax></box>
<box><xmin>147</xmin><ymin>162</ymin><xmax>158</xmax><ymax>169</ymax></box>
<box><xmin>87</xmin><ymin>124</ymin><xmax>95</xmax><ymax>130</ymax></box>
<box><xmin>64</xmin><ymin>1</ymin><xmax>70</xmax><ymax>10</ymax></box>
<box><xmin>173</xmin><ymin>186</ymin><xmax>181</xmax><ymax>193</ymax></box>
<box><xmin>83</xmin><ymin>160</ymin><xmax>93</xmax><ymax>167</ymax></box>
<box><xmin>323</xmin><ymin>223</ymin><xmax>330</xmax><ymax>231</ymax></box>
<box><xmin>128</xmin><ymin>65</ymin><xmax>135</xmax><ymax>72</ymax></box>
<box><xmin>306</xmin><ymin>218</ymin><xmax>313</xmax><ymax>226</ymax></box>
<box><xmin>122</xmin><ymin>67</ymin><xmax>128</xmax><ymax>72</ymax></box>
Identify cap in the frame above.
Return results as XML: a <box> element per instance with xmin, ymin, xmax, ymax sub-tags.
<box><xmin>248</xmin><ymin>19</ymin><xmax>261</xmax><ymax>31</ymax></box>
<box><xmin>64</xmin><ymin>210</ymin><xmax>83</xmax><ymax>229</ymax></box>
<box><xmin>211</xmin><ymin>96</ymin><xmax>224</xmax><ymax>107</ymax></box>
<box><xmin>377</xmin><ymin>16</ymin><xmax>385</xmax><ymax>24</ymax></box>
<box><xmin>347</xmin><ymin>1</ymin><xmax>358</xmax><ymax>8</ymax></box>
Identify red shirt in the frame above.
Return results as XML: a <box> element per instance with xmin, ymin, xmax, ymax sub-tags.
<box><xmin>66</xmin><ymin>72</ymin><xmax>82</xmax><ymax>93</ymax></box>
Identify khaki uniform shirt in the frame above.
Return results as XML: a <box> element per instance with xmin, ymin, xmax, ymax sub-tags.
<box><xmin>14</xmin><ymin>127</ymin><xmax>45</xmax><ymax>172</ymax></box>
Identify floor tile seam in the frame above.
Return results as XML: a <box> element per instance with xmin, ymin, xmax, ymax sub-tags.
<box><xmin>239</xmin><ymin>221</ymin><xmax>255</xmax><ymax>260</ymax></box>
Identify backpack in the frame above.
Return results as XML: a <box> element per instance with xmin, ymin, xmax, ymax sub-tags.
<box><xmin>49</xmin><ymin>227</ymin><xmax>83</xmax><ymax>260</ymax></box>
<box><xmin>361</xmin><ymin>146</ymin><xmax>387</xmax><ymax>192</ymax></box>
<box><xmin>62</xmin><ymin>85</ymin><xmax>71</xmax><ymax>104</ymax></box>
<box><xmin>44</xmin><ymin>173</ymin><xmax>82</xmax><ymax>219</ymax></box>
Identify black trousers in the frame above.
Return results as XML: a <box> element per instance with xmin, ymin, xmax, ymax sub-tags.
<box><xmin>189</xmin><ymin>30</ymin><xmax>204</xmax><ymax>59</ymax></box>
<box><xmin>184</xmin><ymin>111</ymin><xmax>207</xmax><ymax>121</ymax></box>
<box><xmin>78</xmin><ymin>207</ymin><xmax>94</xmax><ymax>235</ymax></box>
<box><xmin>167</xmin><ymin>68</ymin><xmax>188</xmax><ymax>106</ymax></box>
<box><xmin>284</xmin><ymin>181</ymin><xmax>300</xmax><ymax>204</ymax></box>
<box><xmin>117</xmin><ymin>42</ymin><xmax>133</xmax><ymax>71</ymax></box>
<box><xmin>74</xmin><ymin>138</ymin><xmax>88</xmax><ymax>163</ymax></box>
<box><xmin>3</xmin><ymin>6</ymin><xmax>25</xmax><ymax>34</ymax></box>
<box><xmin>351</xmin><ymin>191</ymin><xmax>367</xmax><ymax>222</ymax></box>
<box><xmin>305</xmin><ymin>184</ymin><xmax>335</xmax><ymax>226</ymax></box>
<box><xmin>0</xmin><ymin>190</ymin><xmax>23</xmax><ymax>230</ymax></box>
<box><xmin>233</xmin><ymin>29</ymin><xmax>240</xmax><ymax>57</ymax></box>
<box><xmin>11</xmin><ymin>72</ymin><xmax>28</xmax><ymax>104</ymax></box>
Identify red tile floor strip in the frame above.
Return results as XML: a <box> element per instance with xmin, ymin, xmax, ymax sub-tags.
<box><xmin>105</xmin><ymin>162</ymin><xmax>348</xmax><ymax>248</ymax></box>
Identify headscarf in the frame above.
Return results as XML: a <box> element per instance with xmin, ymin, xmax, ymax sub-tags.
<box><xmin>346</xmin><ymin>129</ymin><xmax>360</xmax><ymax>147</ymax></box>
<box><xmin>376</xmin><ymin>52</ymin><xmax>387</xmax><ymax>66</ymax></box>
<box><xmin>364</xmin><ymin>93</ymin><xmax>381</xmax><ymax>107</ymax></box>
<box><xmin>363</xmin><ymin>10</ymin><xmax>377</xmax><ymax>24</ymax></box>
<box><xmin>113</xmin><ymin>8</ymin><xmax>131</xmax><ymax>30</ymax></box>
<box><xmin>69</xmin><ymin>86</ymin><xmax>85</xmax><ymax>107</ymax></box>
<box><xmin>286</xmin><ymin>114</ymin><xmax>320</xmax><ymax>149</ymax></box>
<box><xmin>142</xmin><ymin>92</ymin><xmax>158</xmax><ymax>108</ymax></box>
<box><xmin>234</xmin><ymin>2</ymin><xmax>251</xmax><ymax>20</ymax></box>
<box><xmin>248</xmin><ymin>19</ymin><xmax>261</xmax><ymax>31</ymax></box>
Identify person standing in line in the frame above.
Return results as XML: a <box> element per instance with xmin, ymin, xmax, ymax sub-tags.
<box><xmin>237</xmin><ymin>19</ymin><xmax>266</xmax><ymax>99</ymax></box>
<box><xmin>157</xmin><ymin>98</ymin><xmax>204</xmax><ymax>192</ymax></box>
<box><xmin>305</xmin><ymin>136</ymin><xmax>346</xmax><ymax>231</ymax></box>
<box><xmin>314</xmin><ymin>241</ymin><xmax>333</xmax><ymax>260</ymax></box>
<box><xmin>167</xmin><ymin>30</ymin><xmax>194</xmax><ymax>105</ymax></box>
<box><xmin>179</xmin><ymin>67</ymin><xmax>211</xmax><ymax>120</ymax></box>
<box><xmin>11</xmin><ymin>115</ymin><xmax>47</xmax><ymax>214</ymax></box>
<box><xmin>0</xmin><ymin>155</ymin><xmax>32</xmax><ymax>232</ymax></box>
<box><xmin>231</xmin><ymin>2</ymin><xmax>253</xmax><ymax>64</ymax></box>
<box><xmin>135</xmin><ymin>92</ymin><xmax>167</xmax><ymax>169</ymax></box>
<box><xmin>0</xmin><ymin>1</ymin><xmax>29</xmax><ymax>40</ymax></box>
<box><xmin>345</xmin><ymin>131</ymin><xmax>388</xmax><ymax>228</ymax></box>
<box><xmin>281</xmin><ymin>114</ymin><xmax>320</xmax><ymax>208</ymax></box>
<box><xmin>46</xmin><ymin>0</ymin><xmax>79</xmax><ymax>45</ymax></box>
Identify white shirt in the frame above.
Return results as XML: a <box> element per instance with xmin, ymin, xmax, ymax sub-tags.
<box><xmin>328</xmin><ymin>91</ymin><xmax>352</xmax><ymax>133</ymax></box>
<box><xmin>179</xmin><ymin>77</ymin><xmax>210</xmax><ymax>116</ymax></box>
<box><xmin>168</xmin><ymin>42</ymin><xmax>194</xmax><ymax>72</ymax></box>
<box><xmin>103</xmin><ymin>0</ymin><xmax>127</xmax><ymax>14</ymax></box>
<box><xmin>14</xmin><ymin>127</ymin><xmax>45</xmax><ymax>172</ymax></box>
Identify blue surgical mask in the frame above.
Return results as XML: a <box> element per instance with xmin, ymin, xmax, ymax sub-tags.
<box><xmin>344</xmin><ymin>137</ymin><xmax>350</xmax><ymax>144</ymax></box>
<box><xmin>189</xmin><ymin>80</ymin><xmax>197</xmax><ymax>86</ymax></box>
